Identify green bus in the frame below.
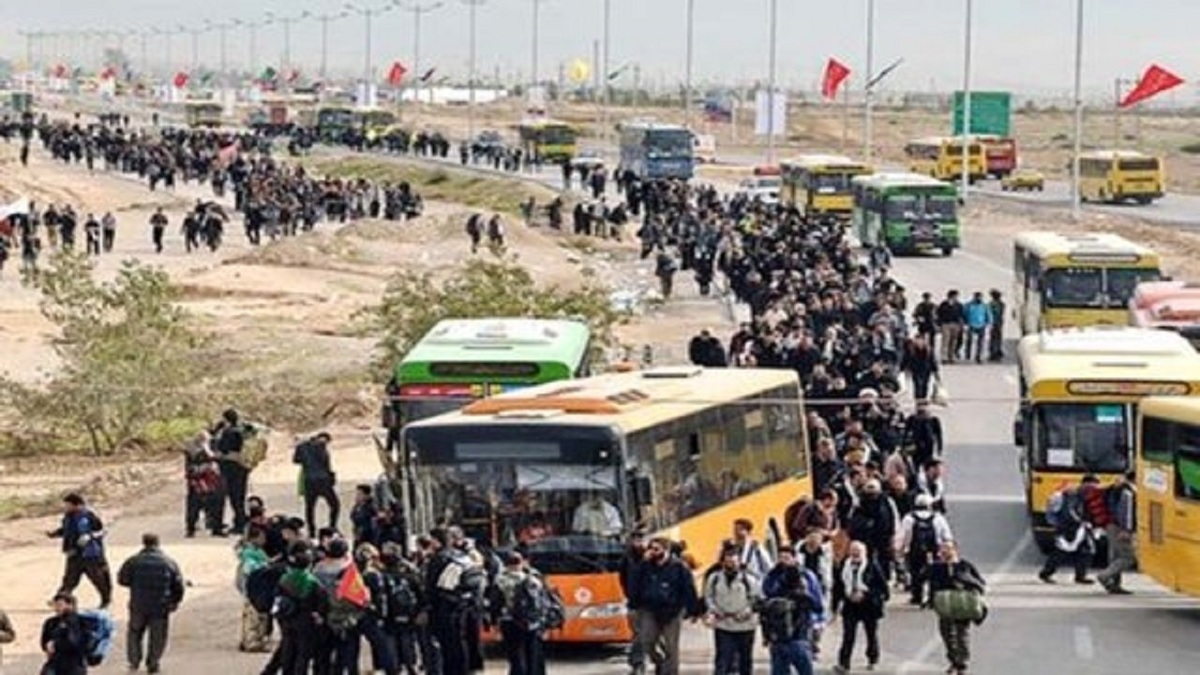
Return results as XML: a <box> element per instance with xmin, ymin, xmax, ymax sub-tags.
<box><xmin>392</xmin><ymin>318</ymin><xmax>595</xmax><ymax>426</ymax></box>
<box><xmin>851</xmin><ymin>172</ymin><xmax>960</xmax><ymax>256</ymax></box>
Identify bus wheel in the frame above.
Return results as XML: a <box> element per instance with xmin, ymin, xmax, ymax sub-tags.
<box><xmin>942</xmin><ymin>246</ymin><xmax>954</xmax><ymax>257</ymax></box>
<box><xmin>1136</xmin><ymin>196</ymin><xmax>1151</xmax><ymax>205</ymax></box>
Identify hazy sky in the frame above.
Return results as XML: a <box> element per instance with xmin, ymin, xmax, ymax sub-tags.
<box><xmin>2</xmin><ymin>0</ymin><xmax>1196</xmax><ymax>97</ymax></box>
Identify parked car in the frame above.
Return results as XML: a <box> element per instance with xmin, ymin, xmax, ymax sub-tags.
<box><xmin>1001</xmin><ymin>168</ymin><xmax>1045</xmax><ymax>192</ymax></box>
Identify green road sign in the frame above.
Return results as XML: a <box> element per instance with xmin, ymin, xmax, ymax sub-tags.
<box><xmin>952</xmin><ymin>91</ymin><xmax>1011</xmax><ymax>136</ymax></box>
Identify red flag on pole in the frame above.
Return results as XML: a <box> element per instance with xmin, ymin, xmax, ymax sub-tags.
<box><xmin>822</xmin><ymin>58</ymin><xmax>852</xmax><ymax>100</ymax></box>
<box><xmin>1119</xmin><ymin>64</ymin><xmax>1184</xmax><ymax>108</ymax></box>
<box><xmin>387</xmin><ymin>61</ymin><xmax>408</xmax><ymax>87</ymax></box>
<box><xmin>173</xmin><ymin>71</ymin><xmax>189</xmax><ymax>88</ymax></box>
<box><xmin>52</xmin><ymin>63</ymin><xmax>68</xmax><ymax>79</ymax></box>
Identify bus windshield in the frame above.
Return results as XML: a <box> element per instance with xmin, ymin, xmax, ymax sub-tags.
<box><xmin>883</xmin><ymin>194</ymin><xmax>955</xmax><ymax>221</ymax></box>
<box><xmin>808</xmin><ymin>173</ymin><xmax>853</xmax><ymax>193</ymax></box>
<box><xmin>407</xmin><ymin>425</ymin><xmax>626</xmax><ymax>573</ymax></box>
<box><xmin>645</xmin><ymin>131</ymin><xmax>693</xmax><ymax>159</ymax></box>
<box><xmin>1044</xmin><ymin>267</ymin><xmax>1162</xmax><ymax>308</ymax></box>
<box><xmin>532</xmin><ymin>126</ymin><xmax>574</xmax><ymax>145</ymax></box>
<box><xmin>1033</xmin><ymin>403</ymin><xmax>1130</xmax><ymax>472</ymax></box>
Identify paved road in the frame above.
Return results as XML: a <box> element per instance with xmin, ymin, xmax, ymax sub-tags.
<box><xmin>974</xmin><ymin>179</ymin><xmax>1200</xmax><ymax>229</ymax></box>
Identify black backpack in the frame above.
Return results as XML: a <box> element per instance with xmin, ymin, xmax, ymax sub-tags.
<box><xmin>911</xmin><ymin>515</ymin><xmax>939</xmax><ymax>558</ymax></box>
<box><xmin>510</xmin><ymin>575</ymin><xmax>548</xmax><ymax>630</ymax></box>
<box><xmin>758</xmin><ymin>597</ymin><xmax>796</xmax><ymax>645</ymax></box>
<box><xmin>246</xmin><ymin>564</ymin><xmax>285</xmax><ymax>614</ymax></box>
<box><xmin>387</xmin><ymin>573</ymin><xmax>421</xmax><ymax>624</ymax></box>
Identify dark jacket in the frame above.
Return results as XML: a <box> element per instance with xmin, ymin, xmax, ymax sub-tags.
<box><xmin>626</xmin><ymin>556</ymin><xmax>699</xmax><ymax>621</ymax></box>
<box><xmin>929</xmin><ymin>560</ymin><xmax>986</xmax><ymax>595</ymax></box>
<box><xmin>40</xmin><ymin>612</ymin><xmax>89</xmax><ymax>675</ymax></box>
<box><xmin>117</xmin><ymin>547</ymin><xmax>185</xmax><ymax>617</ymax></box>
<box><xmin>832</xmin><ymin>558</ymin><xmax>889</xmax><ymax>620</ymax></box>
<box><xmin>293</xmin><ymin>438</ymin><xmax>334</xmax><ymax>483</ymax></box>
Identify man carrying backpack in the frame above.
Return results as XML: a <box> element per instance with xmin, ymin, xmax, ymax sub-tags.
<box><xmin>313</xmin><ymin>537</ymin><xmax>368</xmax><ymax>674</ymax></box>
<box><xmin>426</xmin><ymin>527</ymin><xmax>485</xmax><ymax>675</ymax></box>
<box><xmin>627</xmin><ymin>536</ymin><xmax>701</xmax><ymax>675</ymax></box>
<box><xmin>760</xmin><ymin>565</ymin><xmax>821</xmax><ymax>675</ymax></box>
<box><xmin>380</xmin><ymin>542</ymin><xmax>427</xmax><ymax>675</ymax></box>
<box><xmin>48</xmin><ymin>493</ymin><xmax>113</xmax><ymax>610</ymax></box>
<box><xmin>117</xmin><ymin>533</ymin><xmax>185</xmax><ymax>674</ymax></box>
<box><xmin>704</xmin><ymin>545</ymin><xmax>762</xmax><ymax>675</ymax></box>
<box><xmin>294</xmin><ymin>432</ymin><xmax>341</xmax><ymax>540</ymax></box>
<box><xmin>1039</xmin><ymin>476</ymin><xmax>1098</xmax><ymax>585</ymax></box>
<box><xmin>490</xmin><ymin>551</ymin><xmax>552</xmax><ymax>675</ymax></box>
<box><xmin>41</xmin><ymin>592</ymin><xmax>90</xmax><ymax>675</ymax></box>
<box><xmin>1097</xmin><ymin>471</ymin><xmax>1138</xmax><ymax>595</ymax></box>
<box><xmin>898</xmin><ymin>495</ymin><xmax>954</xmax><ymax>606</ymax></box>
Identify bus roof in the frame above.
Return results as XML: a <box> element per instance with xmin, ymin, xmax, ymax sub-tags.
<box><xmin>908</xmin><ymin>136</ymin><xmax>979</xmax><ymax>146</ymax></box>
<box><xmin>851</xmin><ymin>172</ymin><xmax>954</xmax><ymax>190</ymax></box>
<box><xmin>1018</xmin><ymin>327</ymin><xmax>1200</xmax><ymax>387</ymax></box>
<box><xmin>519</xmin><ymin>118</ymin><xmax>570</xmax><ymax>128</ymax></box>
<box><xmin>781</xmin><ymin>154</ymin><xmax>858</xmax><ymax>168</ymax></box>
<box><xmin>1013</xmin><ymin>231</ymin><xmax>1158</xmax><ymax>261</ymax></box>
<box><xmin>1079</xmin><ymin>150</ymin><xmax>1154</xmax><ymax>160</ymax></box>
<box><xmin>620</xmin><ymin>121</ymin><xmax>690</xmax><ymax>132</ymax></box>
<box><xmin>400</xmin><ymin>318</ymin><xmax>590</xmax><ymax>366</ymax></box>
<box><xmin>404</xmin><ymin>367</ymin><xmax>799</xmax><ymax>434</ymax></box>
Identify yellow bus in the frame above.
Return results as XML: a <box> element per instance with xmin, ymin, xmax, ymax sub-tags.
<box><xmin>1014</xmin><ymin>327</ymin><xmax>1200</xmax><ymax>551</ymax></box>
<box><xmin>780</xmin><ymin>154</ymin><xmax>873</xmax><ymax>221</ymax></box>
<box><xmin>517</xmin><ymin>118</ymin><xmax>577</xmax><ymax>164</ymax></box>
<box><xmin>1136</xmin><ymin>397</ymin><xmax>1200</xmax><ymax>597</ymax></box>
<box><xmin>1013</xmin><ymin>231</ymin><xmax>1163</xmax><ymax>336</ymax></box>
<box><xmin>904</xmin><ymin>136</ymin><xmax>986</xmax><ymax>183</ymax></box>
<box><xmin>1078</xmin><ymin>150</ymin><xmax>1165</xmax><ymax>205</ymax></box>
<box><xmin>398</xmin><ymin>366</ymin><xmax>810</xmax><ymax>643</ymax></box>
<box><xmin>184</xmin><ymin>101</ymin><xmax>223</xmax><ymax>129</ymax></box>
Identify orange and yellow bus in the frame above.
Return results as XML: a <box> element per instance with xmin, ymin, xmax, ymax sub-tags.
<box><xmin>400</xmin><ymin>367</ymin><xmax>810</xmax><ymax>642</ymax></box>
<box><xmin>1014</xmin><ymin>327</ymin><xmax>1200</xmax><ymax>551</ymax></box>
<box><xmin>1136</xmin><ymin>396</ymin><xmax>1200</xmax><ymax>597</ymax></box>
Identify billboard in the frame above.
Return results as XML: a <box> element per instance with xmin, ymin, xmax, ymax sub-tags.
<box><xmin>754</xmin><ymin>88</ymin><xmax>787</xmax><ymax>137</ymax></box>
<box><xmin>952</xmin><ymin>91</ymin><xmax>1011</xmax><ymax>136</ymax></box>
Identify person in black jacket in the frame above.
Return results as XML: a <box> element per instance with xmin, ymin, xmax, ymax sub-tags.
<box><xmin>832</xmin><ymin>541</ymin><xmax>889</xmax><ymax>674</ymax></box>
<box><xmin>617</xmin><ymin>530</ymin><xmax>648</xmax><ymax>675</ymax></box>
<box><xmin>928</xmin><ymin>542</ymin><xmax>986</xmax><ymax>675</ymax></box>
<box><xmin>212</xmin><ymin>409</ymin><xmax>250</xmax><ymax>534</ymax></box>
<box><xmin>626</xmin><ymin>536</ymin><xmax>699</xmax><ymax>675</ymax></box>
<box><xmin>117</xmin><ymin>533</ymin><xmax>185</xmax><ymax>674</ymax></box>
<box><xmin>293</xmin><ymin>432</ymin><xmax>340</xmax><ymax>539</ymax></box>
<box><xmin>41</xmin><ymin>592</ymin><xmax>89</xmax><ymax>675</ymax></box>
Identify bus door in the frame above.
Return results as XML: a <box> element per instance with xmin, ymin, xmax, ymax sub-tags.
<box><xmin>1137</xmin><ymin>416</ymin><xmax>1175</xmax><ymax>588</ymax></box>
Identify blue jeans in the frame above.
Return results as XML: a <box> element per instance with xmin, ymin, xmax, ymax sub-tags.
<box><xmin>769</xmin><ymin>640</ymin><xmax>814</xmax><ymax>675</ymax></box>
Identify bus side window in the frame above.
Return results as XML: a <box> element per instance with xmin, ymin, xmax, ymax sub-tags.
<box><xmin>1141</xmin><ymin>417</ymin><xmax>1174</xmax><ymax>463</ymax></box>
<box><xmin>1174</xmin><ymin>424</ymin><xmax>1200</xmax><ymax>502</ymax></box>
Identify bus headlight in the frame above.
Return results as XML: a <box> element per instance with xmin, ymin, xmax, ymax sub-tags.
<box><xmin>579</xmin><ymin>603</ymin><xmax>628</xmax><ymax>619</ymax></box>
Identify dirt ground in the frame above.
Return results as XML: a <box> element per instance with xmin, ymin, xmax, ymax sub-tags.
<box><xmin>1</xmin><ymin>114</ymin><xmax>1200</xmax><ymax>671</ymax></box>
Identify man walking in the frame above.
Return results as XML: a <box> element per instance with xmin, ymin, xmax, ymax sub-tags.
<box><xmin>1097</xmin><ymin>471</ymin><xmax>1137</xmax><ymax>595</ymax></box>
<box><xmin>832</xmin><ymin>541</ymin><xmax>889</xmax><ymax>674</ymax></box>
<box><xmin>100</xmin><ymin>212</ymin><xmax>117</xmax><ymax>253</ymax></box>
<box><xmin>212</xmin><ymin>409</ymin><xmax>251</xmax><ymax>535</ymax></box>
<box><xmin>704</xmin><ymin>545</ymin><xmax>761</xmax><ymax>675</ymax></box>
<box><xmin>118</xmin><ymin>533</ymin><xmax>185</xmax><ymax>674</ymax></box>
<box><xmin>149</xmin><ymin>208</ymin><xmax>168</xmax><ymax>254</ymax></box>
<box><xmin>490</xmin><ymin>551</ymin><xmax>550</xmax><ymax>675</ymax></box>
<box><xmin>935</xmin><ymin>291</ymin><xmax>964</xmax><ymax>363</ymax></box>
<box><xmin>294</xmin><ymin>432</ymin><xmax>341</xmax><ymax>539</ymax></box>
<box><xmin>627</xmin><ymin>536</ymin><xmax>699</xmax><ymax>675</ymax></box>
<box><xmin>986</xmin><ymin>289</ymin><xmax>1006</xmax><ymax>362</ymax></box>
<box><xmin>48</xmin><ymin>493</ymin><xmax>113</xmax><ymax>609</ymax></box>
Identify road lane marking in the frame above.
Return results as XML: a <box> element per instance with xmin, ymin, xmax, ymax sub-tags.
<box><xmin>1074</xmin><ymin>626</ymin><xmax>1095</xmax><ymax>660</ymax></box>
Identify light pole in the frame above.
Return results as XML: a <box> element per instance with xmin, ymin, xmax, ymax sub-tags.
<box><xmin>766</xmin><ymin>0</ymin><xmax>779</xmax><ymax>164</ymax></box>
<box><xmin>684</xmin><ymin>0</ymin><xmax>695</xmax><ymax>128</ymax></box>
<box><xmin>178</xmin><ymin>24</ymin><xmax>201</xmax><ymax>76</ymax></box>
<box><xmin>311</xmin><ymin>11</ymin><xmax>349</xmax><ymax>84</ymax></box>
<box><xmin>960</xmin><ymin>0</ymin><xmax>973</xmax><ymax>200</ymax></box>
<box><xmin>266</xmin><ymin>11</ymin><xmax>303</xmax><ymax>94</ymax></box>
<box><xmin>864</xmin><ymin>0</ymin><xmax>876</xmax><ymax>162</ymax></box>
<box><xmin>345</xmin><ymin>3</ymin><xmax>398</xmax><ymax>106</ymax></box>
<box><xmin>601</xmin><ymin>0</ymin><xmax>612</xmax><ymax>146</ymax></box>
<box><xmin>1070</xmin><ymin>0</ymin><xmax>1084</xmax><ymax>220</ymax></box>
<box><xmin>462</xmin><ymin>0</ymin><xmax>487</xmax><ymax>138</ymax></box>
<box><xmin>206</xmin><ymin>20</ymin><xmax>230</xmax><ymax>94</ymax></box>
<box><xmin>530</xmin><ymin>0</ymin><xmax>549</xmax><ymax>103</ymax></box>
<box><xmin>399</xmin><ymin>1</ymin><xmax>446</xmax><ymax>104</ymax></box>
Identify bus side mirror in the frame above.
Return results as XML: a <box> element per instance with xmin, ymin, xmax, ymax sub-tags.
<box><xmin>1014</xmin><ymin>404</ymin><xmax>1030</xmax><ymax>447</ymax></box>
<box><xmin>631</xmin><ymin>475</ymin><xmax>654</xmax><ymax>509</ymax></box>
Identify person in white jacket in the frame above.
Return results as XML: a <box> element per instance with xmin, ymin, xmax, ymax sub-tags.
<box><xmin>897</xmin><ymin>494</ymin><xmax>955</xmax><ymax>605</ymax></box>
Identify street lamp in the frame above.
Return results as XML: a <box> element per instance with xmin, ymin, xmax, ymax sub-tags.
<box><xmin>1070</xmin><ymin>0</ymin><xmax>1084</xmax><ymax>220</ymax></box>
<box><xmin>864</xmin><ymin>0</ymin><xmax>876</xmax><ymax>162</ymax></box>
<box><xmin>309</xmin><ymin>10</ymin><xmax>350</xmax><ymax>83</ymax></box>
<box><xmin>399</xmin><ymin>1</ymin><xmax>446</xmax><ymax>104</ymax></box>
<box><xmin>265</xmin><ymin>11</ymin><xmax>303</xmax><ymax>94</ymax></box>
<box><xmin>462</xmin><ymin>0</ymin><xmax>487</xmax><ymax>138</ymax></box>
<box><xmin>345</xmin><ymin>2</ymin><xmax>400</xmax><ymax>105</ymax></box>
<box><xmin>601</xmin><ymin>0</ymin><xmax>611</xmax><ymax>145</ymax></box>
<box><xmin>684</xmin><ymin>0</ymin><xmax>695</xmax><ymax>128</ymax></box>
<box><xmin>205</xmin><ymin>20</ymin><xmax>231</xmax><ymax>93</ymax></box>
<box><xmin>766</xmin><ymin>0</ymin><xmax>779</xmax><ymax>164</ymax></box>
<box><xmin>530</xmin><ymin>0</ymin><xmax>550</xmax><ymax>101</ymax></box>
<box><xmin>960</xmin><ymin>0</ymin><xmax>974</xmax><ymax>200</ymax></box>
